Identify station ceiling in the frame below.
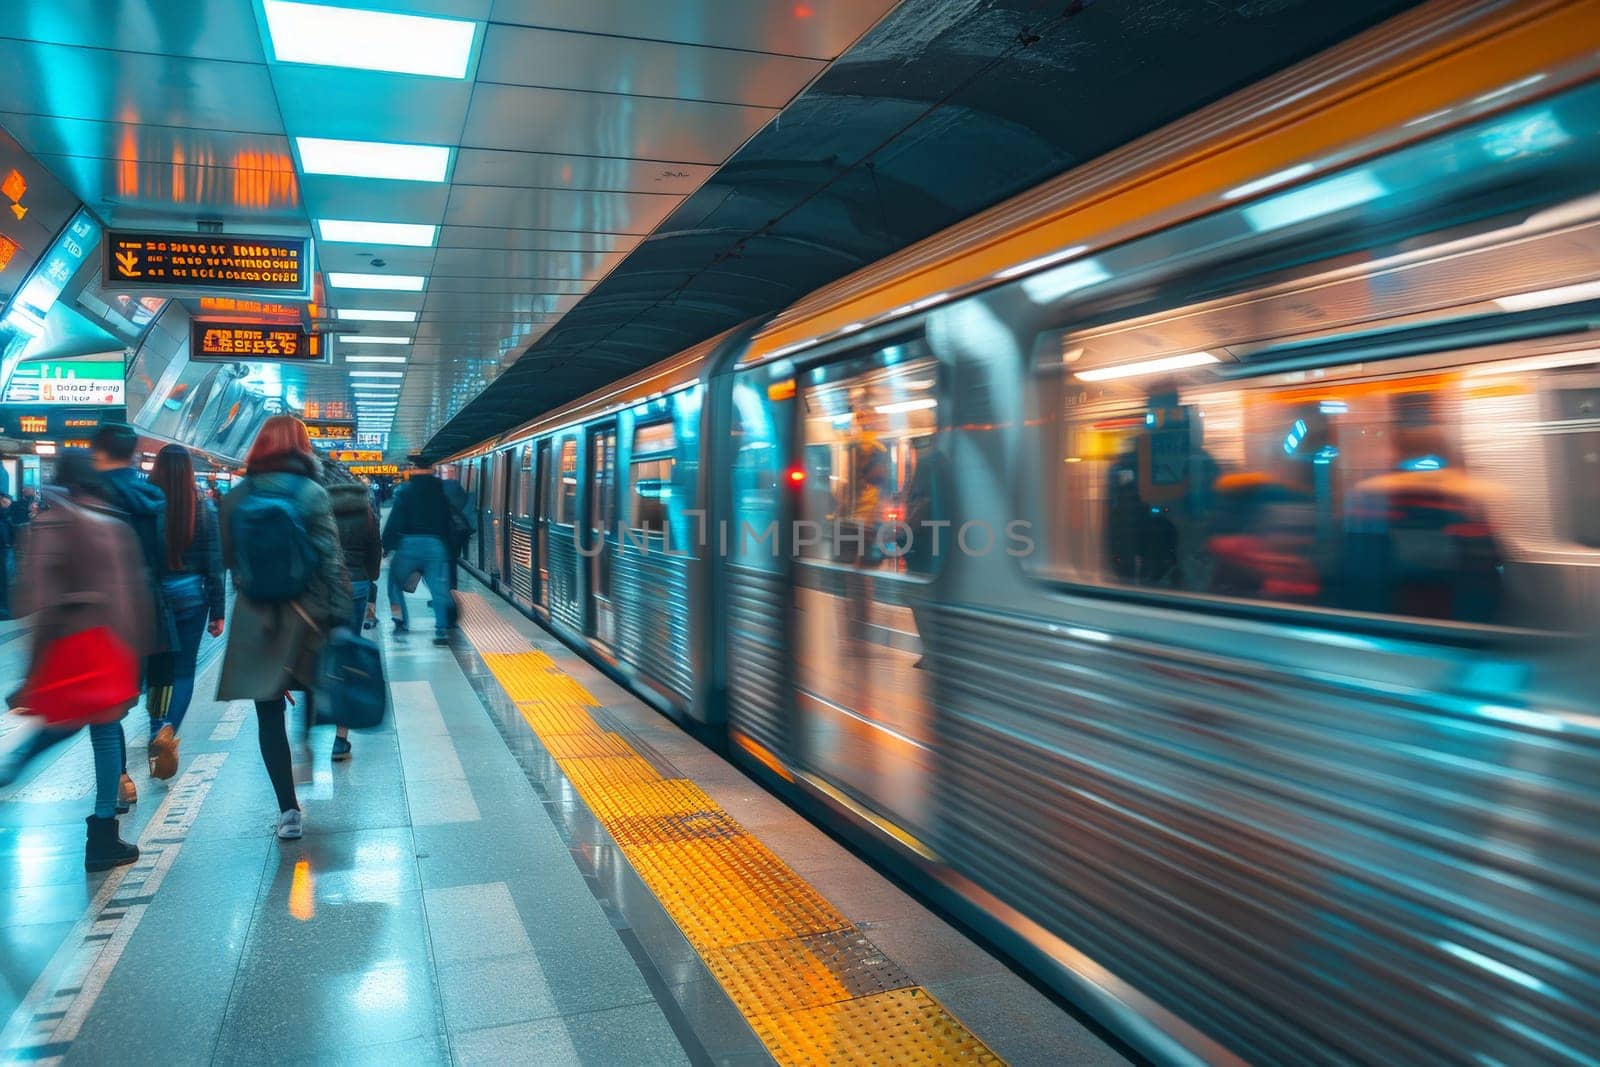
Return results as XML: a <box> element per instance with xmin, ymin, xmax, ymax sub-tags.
<box><xmin>0</xmin><ymin>0</ymin><xmax>1422</xmax><ymax>459</ymax></box>
<box><xmin>420</xmin><ymin>0</ymin><xmax>1425</xmax><ymax>459</ymax></box>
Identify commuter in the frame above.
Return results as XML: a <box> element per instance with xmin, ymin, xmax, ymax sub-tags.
<box><xmin>92</xmin><ymin>422</ymin><xmax>174</xmax><ymax>810</ymax></box>
<box><xmin>441</xmin><ymin>473</ymin><xmax>474</xmax><ymax>593</ymax></box>
<box><xmin>144</xmin><ymin>445</ymin><xmax>225</xmax><ymax>780</ymax></box>
<box><xmin>0</xmin><ymin>492</ymin><xmax>11</xmax><ymax>621</ymax></box>
<box><xmin>311</xmin><ymin>457</ymin><xmax>381</xmax><ymax>762</ymax></box>
<box><xmin>216</xmin><ymin>416</ymin><xmax>350</xmax><ymax>840</ymax></box>
<box><xmin>383</xmin><ymin>459</ymin><xmax>455</xmax><ymax>645</ymax></box>
<box><xmin>5</xmin><ymin>452</ymin><xmax>152</xmax><ymax>870</ymax></box>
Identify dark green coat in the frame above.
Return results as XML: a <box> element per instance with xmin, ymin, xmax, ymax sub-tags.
<box><xmin>216</xmin><ymin>470</ymin><xmax>351</xmax><ymax>701</ymax></box>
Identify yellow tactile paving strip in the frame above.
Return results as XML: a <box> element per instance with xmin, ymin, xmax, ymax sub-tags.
<box><xmin>456</xmin><ymin>593</ymin><xmax>1003</xmax><ymax>1065</ymax></box>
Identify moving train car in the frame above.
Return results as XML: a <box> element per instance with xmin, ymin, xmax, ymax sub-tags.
<box><xmin>446</xmin><ymin>2</ymin><xmax>1600</xmax><ymax>1062</ymax></box>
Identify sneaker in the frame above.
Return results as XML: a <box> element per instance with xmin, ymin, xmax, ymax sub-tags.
<box><xmin>432</xmin><ymin>631</ymin><xmax>450</xmax><ymax>646</ymax></box>
<box><xmin>148</xmin><ymin>725</ymin><xmax>179</xmax><ymax>781</ymax></box>
<box><xmin>332</xmin><ymin>736</ymin><xmax>352</xmax><ymax>762</ymax></box>
<box><xmin>275</xmin><ymin>809</ymin><xmax>303</xmax><ymax>840</ymax></box>
<box><xmin>118</xmin><ymin>773</ymin><xmax>138</xmax><ymax>808</ymax></box>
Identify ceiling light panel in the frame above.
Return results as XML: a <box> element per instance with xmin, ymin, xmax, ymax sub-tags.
<box><xmin>263</xmin><ymin>1</ymin><xmax>478</xmax><ymax>79</ymax></box>
<box><xmin>318</xmin><ymin>219</ymin><xmax>437</xmax><ymax>246</ymax></box>
<box><xmin>343</xmin><ymin>355</ymin><xmax>409</xmax><ymax>364</ymax></box>
<box><xmin>296</xmin><ymin>137</ymin><xmax>450</xmax><ymax>182</ymax></box>
<box><xmin>341</xmin><ymin>335</ymin><xmax>411</xmax><ymax>345</ymax></box>
<box><xmin>338</xmin><ymin>309</ymin><xmax>417</xmax><ymax>322</ymax></box>
<box><xmin>328</xmin><ymin>273</ymin><xmax>426</xmax><ymax>291</ymax></box>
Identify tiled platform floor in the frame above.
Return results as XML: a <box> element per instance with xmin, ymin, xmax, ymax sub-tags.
<box><xmin>0</xmin><ymin>573</ymin><xmax>1127</xmax><ymax>1066</ymax></box>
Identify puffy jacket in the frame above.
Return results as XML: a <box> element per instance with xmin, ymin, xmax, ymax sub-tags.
<box><xmin>11</xmin><ymin>487</ymin><xmax>153</xmax><ymax>720</ymax></box>
<box><xmin>164</xmin><ymin>492</ymin><xmax>226</xmax><ymax>621</ymax></box>
<box><xmin>326</xmin><ymin>481</ymin><xmax>381</xmax><ymax>582</ymax></box>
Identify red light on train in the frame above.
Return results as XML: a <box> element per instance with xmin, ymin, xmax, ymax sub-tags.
<box><xmin>787</xmin><ymin>468</ymin><xmax>806</xmax><ymax>484</ymax></box>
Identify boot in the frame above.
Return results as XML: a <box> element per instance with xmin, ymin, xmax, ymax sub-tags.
<box><xmin>85</xmin><ymin>815</ymin><xmax>139</xmax><ymax>872</ymax></box>
<box><xmin>148</xmin><ymin>725</ymin><xmax>179</xmax><ymax>781</ymax></box>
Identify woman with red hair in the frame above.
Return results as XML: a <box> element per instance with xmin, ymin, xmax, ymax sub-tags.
<box><xmin>217</xmin><ymin>415</ymin><xmax>350</xmax><ymax>840</ymax></box>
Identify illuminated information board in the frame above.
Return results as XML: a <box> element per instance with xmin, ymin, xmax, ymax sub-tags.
<box><xmin>306</xmin><ymin>422</ymin><xmax>355</xmax><ymax>441</ymax></box>
<box><xmin>105</xmin><ymin>231</ymin><xmax>310</xmax><ymax>296</ymax></box>
<box><xmin>190</xmin><ymin>321</ymin><xmax>320</xmax><ymax>362</ymax></box>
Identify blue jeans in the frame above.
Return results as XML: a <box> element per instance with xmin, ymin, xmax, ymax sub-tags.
<box><xmin>0</xmin><ymin>719</ymin><xmax>124</xmax><ymax>819</ymax></box>
<box><xmin>350</xmin><ymin>579</ymin><xmax>372</xmax><ymax>631</ymax></box>
<box><xmin>150</xmin><ymin>574</ymin><xmax>209</xmax><ymax>735</ymax></box>
<box><xmin>388</xmin><ymin>535</ymin><xmax>450</xmax><ymax>633</ymax></box>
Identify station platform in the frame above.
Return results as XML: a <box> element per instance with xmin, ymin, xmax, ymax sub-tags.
<box><xmin>0</xmin><ymin>575</ymin><xmax>1127</xmax><ymax>1066</ymax></box>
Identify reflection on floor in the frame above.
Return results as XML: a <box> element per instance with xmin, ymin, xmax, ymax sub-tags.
<box><xmin>0</xmin><ymin>577</ymin><xmax>1126</xmax><ymax>1066</ymax></box>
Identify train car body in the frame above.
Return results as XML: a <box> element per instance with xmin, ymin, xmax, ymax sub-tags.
<box><xmin>447</xmin><ymin>2</ymin><xmax>1600</xmax><ymax>1061</ymax></box>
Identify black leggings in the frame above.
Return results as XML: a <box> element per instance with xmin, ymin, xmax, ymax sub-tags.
<box><xmin>254</xmin><ymin>697</ymin><xmax>299</xmax><ymax>813</ymax></box>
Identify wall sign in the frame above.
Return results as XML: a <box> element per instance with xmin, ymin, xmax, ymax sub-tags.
<box><xmin>1</xmin><ymin>407</ymin><xmax>124</xmax><ymax>438</ymax></box>
<box><xmin>2</xmin><ymin>209</ymin><xmax>101</xmax><ymax>337</ymax></box>
<box><xmin>104</xmin><ymin>231</ymin><xmax>311</xmax><ymax>297</ymax></box>
<box><xmin>3</xmin><ymin>360</ymin><xmax>124</xmax><ymax>405</ymax></box>
<box><xmin>347</xmin><ymin>464</ymin><xmax>399</xmax><ymax>476</ymax></box>
<box><xmin>190</xmin><ymin>320</ymin><xmax>321</xmax><ymax>362</ymax></box>
<box><xmin>325</xmin><ymin>449</ymin><xmax>383</xmax><ymax>462</ymax></box>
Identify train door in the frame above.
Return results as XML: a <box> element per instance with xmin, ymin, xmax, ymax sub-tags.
<box><xmin>508</xmin><ymin>444</ymin><xmax>535</xmax><ymax>610</ymax></box>
<box><xmin>460</xmin><ymin>460</ymin><xmax>479</xmax><ymax>569</ymax></box>
<box><xmin>790</xmin><ymin>339</ymin><xmax>943</xmax><ymax>839</ymax></box>
<box><xmin>482</xmin><ymin>451</ymin><xmax>504</xmax><ymax>584</ymax></box>
<box><xmin>586</xmin><ymin>425</ymin><xmax>618</xmax><ymax>645</ymax></box>
<box><xmin>534</xmin><ymin>439</ymin><xmax>550</xmax><ymax>612</ymax></box>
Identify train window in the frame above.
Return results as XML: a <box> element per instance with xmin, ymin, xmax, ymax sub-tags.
<box><xmin>1036</xmin><ymin>342</ymin><xmax>1600</xmax><ymax>630</ymax></box>
<box><xmin>558</xmin><ymin>438</ymin><xmax>578</xmax><ymax>524</ymax></box>
<box><xmin>797</xmin><ymin>341</ymin><xmax>941</xmax><ymax>576</ymax></box>
<box><xmin>628</xmin><ymin>422</ymin><xmax>676</xmax><ymax>540</ymax></box>
<box><xmin>514</xmin><ymin>444</ymin><xmax>532</xmax><ymax>519</ymax></box>
<box><xmin>730</xmin><ymin>379</ymin><xmax>781</xmax><ymax>568</ymax></box>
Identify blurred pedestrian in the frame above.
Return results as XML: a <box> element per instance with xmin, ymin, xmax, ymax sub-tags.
<box><xmin>0</xmin><ymin>491</ymin><xmax>12</xmax><ymax>621</ymax></box>
<box><xmin>217</xmin><ymin>416</ymin><xmax>350</xmax><ymax>840</ymax></box>
<box><xmin>92</xmin><ymin>422</ymin><xmax>173</xmax><ymax>810</ymax></box>
<box><xmin>4</xmin><ymin>453</ymin><xmax>152</xmax><ymax>870</ymax></box>
<box><xmin>382</xmin><ymin>459</ymin><xmax>455</xmax><ymax>644</ymax></box>
<box><xmin>310</xmin><ymin>457</ymin><xmax>381</xmax><ymax>763</ymax></box>
<box><xmin>144</xmin><ymin>445</ymin><xmax>225</xmax><ymax>780</ymax></box>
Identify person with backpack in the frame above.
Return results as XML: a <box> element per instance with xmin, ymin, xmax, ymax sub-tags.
<box><xmin>92</xmin><ymin>422</ymin><xmax>174</xmax><ymax>810</ymax></box>
<box><xmin>382</xmin><ymin>459</ymin><xmax>456</xmax><ymax>645</ymax></box>
<box><xmin>310</xmin><ymin>457</ymin><xmax>381</xmax><ymax>762</ymax></box>
<box><xmin>144</xmin><ymin>445</ymin><xmax>225</xmax><ymax>780</ymax></box>
<box><xmin>217</xmin><ymin>416</ymin><xmax>350</xmax><ymax>840</ymax></box>
<box><xmin>6</xmin><ymin>452</ymin><xmax>153</xmax><ymax>870</ymax></box>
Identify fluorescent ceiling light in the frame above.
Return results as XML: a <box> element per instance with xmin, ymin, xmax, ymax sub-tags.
<box><xmin>341</xmin><ymin>335</ymin><xmax>411</xmax><ymax>345</ymax></box>
<box><xmin>349</xmin><ymin>370</ymin><xmax>403</xmax><ymax>378</ymax></box>
<box><xmin>297</xmin><ymin>137</ymin><xmax>449</xmax><ymax>182</ymax></box>
<box><xmin>328</xmin><ymin>272</ymin><xmax>425</xmax><ymax>291</ymax></box>
<box><xmin>337</xmin><ymin>308</ymin><xmax>416</xmax><ymax>322</ymax></box>
<box><xmin>343</xmin><ymin>354</ymin><xmax>408</xmax><ymax>364</ymax></box>
<box><xmin>874</xmin><ymin>398</ymin><xmax>937</xmax><ymax>415</ymax></box>
<box><xmin>1075</xmin><ymin>351</ymin><xmax>1220</xmax><ymax>382</ymax></box>
<box><xmin>262</xmin><ymin>1</ymin><xmax>476</xmax><ymax>79</ymax></box>
<box><xmin>1494</xmin><ymin>280</ymin><xmax>1600</xmax><ymax>312</ymax></box>
<box><xmin>318</xmin><ymin>219</ymin><xmax>437</xmax><ymax>247</ymax></box>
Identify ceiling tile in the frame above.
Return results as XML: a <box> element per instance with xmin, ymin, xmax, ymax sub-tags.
<box><xmin>272</xmin><ymin>66</ymin><xmax>473</xmax><ymax>144</ymax></box>
<box><xmin>452</xmin><ymin>148</ymin><xmax>712</xmax><ymax>194</ymax></box>
<box><xmin>0</xmin><ymin>41</ymin><xmax>281</xmax><ymax>132</ymax></box>
<box><xmin>317</xmin><ymin>246</ymin><xmax>436</xmax><ymax>273</ymax></box>
<box><xmin>488</xmin><ymin>0</ymin><xmax>895</xmax><ymax>60</ymax></box>
<box><xmin>443</xmin><ymin>184</ymin><xmax>682</xmax><ymax>233</ymax></box>
<box><xmin>463</xmin><ymin>83</ymin><xmax>773</xmax><ymax>164</ymax></box>
<box><xmin>423</xmin><ymin>275</ymin><xmax>591</xmax><ymax>294</ymax></box>
<box><xmin>478</xmin><ymin>24</ymin><xmax>823</xmax><ymax>108</ymax></box>
<box><xmin>6</xmin><ymin>0</ymin><xmax>268</xmax><ymax>62</ymax></box>
<box><xmin>437</xmin><ymin>225</ymin><xmax>638</xmax><ymax>254</ymax></box>
<box><xmin>31</xmin><ymin>152</ymin><xmax>305</xmax><ymax>229</ymax></box>
<box><xmin>297</xmin><ymin>176</ymin><xmax>451</xmax><ymax>224</ymax></box>
<box><xmin>0</xmin><ymin>113</ymin><xmax>291</xmax><ymax>165</ymax></box>
<box><xmin>429</xmin><ymin>247</ymin><xmax>628</xmax><ymax>280</ymax></box>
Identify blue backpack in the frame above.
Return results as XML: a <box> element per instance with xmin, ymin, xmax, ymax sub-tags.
<box><xmin>314</xmin><ymin>626</ymin><xmax>388</xmax><ymax>730</ymax></box>
<box><xmin>231</xmin><ymin>489</ymin><xmax>318</xmax><ymax>602</ymax></box>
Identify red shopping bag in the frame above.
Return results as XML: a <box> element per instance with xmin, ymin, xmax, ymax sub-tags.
<box><xmin>18</xmin><ymin>627</ymin><xmax>139</xmax><ymax>726</ymax></box>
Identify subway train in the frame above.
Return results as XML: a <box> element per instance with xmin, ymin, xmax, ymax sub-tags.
<box><xmin>444</xmin><ymin>3</ymin><xmax>1600</xmax><ymax>1063</ymax></box>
